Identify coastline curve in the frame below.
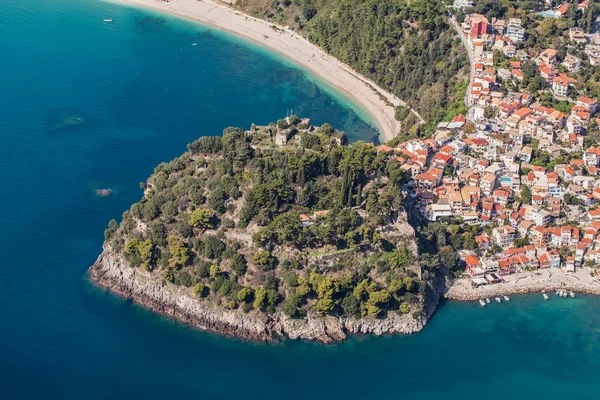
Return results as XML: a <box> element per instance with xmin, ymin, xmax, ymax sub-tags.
<box><xmin>103</xmin><ymin>0</ymin><xmax>419</xmax><ymax>142</ymax></box>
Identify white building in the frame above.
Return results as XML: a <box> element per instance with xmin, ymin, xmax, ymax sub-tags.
<box><xmin>453</xmin><ymin>0</ymin><xmax>474</xmax><ymax>8</ymax></box>
<box><xmin>506</xmin><ymin>18</ymin><xmax>525</xmax><ymax>42</ymax></box>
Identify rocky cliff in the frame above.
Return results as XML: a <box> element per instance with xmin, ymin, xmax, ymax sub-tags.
<box><xmin>90</xmin><ymin>243</ymin><xmax>448</xmax><ymax>343</ymax></box>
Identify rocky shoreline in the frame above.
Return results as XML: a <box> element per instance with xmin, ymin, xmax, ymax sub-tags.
<box><xmin>89</xmin><ymin>247</ymin><xmax>446</xmax><ymax>343</ymax></box>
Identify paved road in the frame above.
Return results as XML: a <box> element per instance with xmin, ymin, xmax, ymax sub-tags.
<box><xmin>448</xmin><ymin>15</ymin><xmax>475</xmax><ymax>109</ymax></box>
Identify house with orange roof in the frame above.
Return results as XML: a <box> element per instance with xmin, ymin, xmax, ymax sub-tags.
<box><xmin>376</xmin><ymin>145</ymin><xmax>394</xmax><ymax>154</ymax></box>
<box><xmin>439</xmin><ymin>145</ymin><xmax>454</xmax><ymax>155</ymax></box>
<box><xmin>576</xmin><ymin>242</ymin><xmax>588</xmax><ymax>259</ymax></box>
<box><xmin>567</xmin><ymin>113</ymin><xmax>590</xmax><ymax>135</ymax></box>
<box><xmin>539</xmin><ymin>48</ymin><xmax>558</xmax><ymax>64</ymax></box>
<box><xmin>587</xmin><ymin>210</ymin><xmax>600</xmax><ymax>222</ymax></box>
<box><xmin>539</xmin><ymin>64</ymin><xmax>556</xmax><ymax>82</ymax></box>
<box><xmin>549</xmin><ymin>226</ymin><xmax>580</xmax><ymax>247</ymax></box>
<box><xmin>512</xmin><ymin>68</ymin><xmax>523</xmax><ymax>82</ymax></box>
<box><xmin>299</xmin><ymin>214</ymin><xmax>312</xmax><ymax>227</ymax></box>
<box><xmin>555</xmin><ymin>3</ymin><xmax>570</xmax><ymax>18</ymax></box>
<box><xmin>584</xmin><ymin>147</ymin><xmax>600</xmax><ymax>167</ymax></box>
<box><xmin>401</xmin><ymin>148</ymin><xmax>416</xmax><ymax>159</ymax></box>
<box><xmin>493</xmin><ymin>189</ymin><xmax>511</xmax><ymax>206</ymax></box>
<box><xmin>423</xmin><ymin>138</ymin><xmax>439</xmax><ymax>151</ymax></box>
<box><xmin>464</xmin><ymin>255</ymin><xmax>484</xmax><ymax>278</ymax></box>
<box><xmin>577</xmin><ymin>96</ymin><xmax>598</xmax><ymax>113</ymax></box>
<box><xmin>566</xmin><ymin>256</ymin><xmax>576</xmax><ymax>272</ymax></box>
<box><xmin>579</xmin><ymin>0</ymin><xmax>591</xmax><ymax>12</ymax></box>
<box><xmin>539</xmin><ymin>249</ymin><xmax>561</xmax><ymax>269</ymax></box>
<box><xmin>493</xmin><ymin>225</ymin><xmax>516</xmax><ymax>247</ymax></box>
<box><xmin>471</xmin><ymin>138</ymin><xmax>488</xmax><ymax>152</ymax></box>
<box><xmin>431</xmin><ymin>153</ymin><xmax>451</xmax><ymax>168</ymax></box>
<box><xmin>531</xmin><ymin>226</ymin><xmax>549</xmax><ymax>244</ymax></box>
<box><xmin>552</xmin><ymin>73</ymin><xmax>576</xmax><ymax>97</ymax></box>
<box><xmin>475</xmin><ymin>233</ymin><xmax>490</xmax><ymax>249</ymax></box>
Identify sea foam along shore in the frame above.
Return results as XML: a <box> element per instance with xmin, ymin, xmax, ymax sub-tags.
<box><xmin>446</xmin><ymin>268</ymin><xmax>600</xmax><ymax>301</ymax></box>
<box><xmin>105</xmin><ymin>0</ymin><xmax>420</xmax><ymax>142</ymax></box>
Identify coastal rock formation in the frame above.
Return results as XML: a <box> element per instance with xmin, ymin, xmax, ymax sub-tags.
<box><xmin>91</xmin><ymin>247</ymin><xmax>273</xmax><ymax>341</ymax></box>
<box><xmin>91</xmin><ymin>244</ymin><xmax>448</xmax><ymax>343</ymax></box>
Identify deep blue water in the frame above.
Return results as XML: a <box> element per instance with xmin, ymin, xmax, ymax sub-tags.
<box><xmin>2</xmin><ymin>0</ymin><xmax>600</xmax><ymax>398</ymax></box>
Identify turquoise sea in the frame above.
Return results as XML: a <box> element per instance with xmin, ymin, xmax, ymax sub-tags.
<box><xmin>2</xmin><ymin>0</ymin><xmax>600</xmax><ymax>398</ymax></box>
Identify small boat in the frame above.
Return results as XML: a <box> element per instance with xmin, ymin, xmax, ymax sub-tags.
<box><xmin>479</xmin><ymin>299</ymin><xmax>486</xmax><ymax>307</ymax></box>
<box><xmin>570</xmin><ymin>291</ymin><xmax>575</xmax><ymax>298</ymax></box>
<box><xmin>503</xmin><ymin>295</ymin><xmax>510</xmax><ymax>301</ymax></box>
<box><xmin>495</xmin><ymin>297</ymin><xmax>502</xmax><ymax>303</ymax></box>
<box><xmin>562</xmin><ymin>292</ymin><xmax>568</xmax><ymax>298</ymax></box>
<box><xmin>192</xmin><ymin>43</ymin><xmax>198</xmax><ymax>46</ymax></box>
<box><xmin>543</xmin><ymin>293</ymin><xmax>549</xmax><ymax>301</ymax></box>
<box><xmin>104</xmin><ymin>19</ymin><xmax>113</xmax><ymax>23</ymax></box>
<box><xmin>556</xmin><ymin>290</ymin><xmax>560</xmax><ymax>295</ymax></box>
<box><xmin>486</xmin><ymin>298</ymin><xmax>491</xmax><ymax>304</ymax></box>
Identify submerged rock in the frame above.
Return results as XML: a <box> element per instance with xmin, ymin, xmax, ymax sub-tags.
<box><xmin>95</xmin><ymin>188</ymin><xmax>116</xmax><ymax>197</ymax></box>
<box><xmin>46</xmin><ymin>108</ymin><xmax>97</xmax><ymax>132</ymax></box>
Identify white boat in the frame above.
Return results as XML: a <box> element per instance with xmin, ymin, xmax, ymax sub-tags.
<box><xmin>543</xmin><ymin>293</ymin><xmax>549</xmax><ymax>301</ymax></box>
<box><xmin>486</xmin><ymin>298</ymin><xmax>491</xmax><ymax>304</ymax></box>
<box><xmin>192</xmin><ymin>43</ymin><xmax>197</xmax><ymax>46</ymax></box>
<box><xmin>503</xmin><ymin>295</ymin><xmax>510</xmax><ymax>301</ymax></box>
<box><xmin>479</xmin><ymin>299</ymin><xmax>486</xmax><ymax>307</ymax></box>
<box><xmin>556</xmin><ymin>290</ymin><xmax>560</xmax><ymax>295</ymax></box>
<box><xmin>495</xmin><ymin>297</ymin><xmax>502</xmax><ymax>303</ymax></box>
<box><xmin>570</xmin><ymin>291</ymin><xmax>575</xmax><ymax>298</ymax></box>
<box><xmin>562</xmin><ymin>292</ymin><xmax>568</xmax><ymax>298</ymax></box>
<box><xmin>104</xmin><ymin>19</ymin><xmax>113</xmax><ymax>23</ymax></box>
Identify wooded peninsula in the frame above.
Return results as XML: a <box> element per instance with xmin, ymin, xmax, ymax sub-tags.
<box><xmin>90</xmin><ymin>118</ymin><xmax>450</xmax><ymax>342</ymax></box>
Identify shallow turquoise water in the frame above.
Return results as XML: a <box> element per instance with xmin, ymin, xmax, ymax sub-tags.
<box><xmin>2</xmin><ymin>0</ymin><xmax>600</xmax><ymax>398</ymax></box>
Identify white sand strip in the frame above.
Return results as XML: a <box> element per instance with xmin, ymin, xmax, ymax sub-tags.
<box><xmin>105</xmin><ymin>0</ymin><xmax>425</xmax><ymax>141</ymax></box>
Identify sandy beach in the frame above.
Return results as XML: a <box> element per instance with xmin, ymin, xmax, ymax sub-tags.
<box><xmin>105</xmin><ymin>0</ymin><xmax>422</xmax><ymax>141</ymax></box>
<box><xmin>447</xmin><ymin>268</ymin><xmax>600</xmax><ymax>301</ymax></box>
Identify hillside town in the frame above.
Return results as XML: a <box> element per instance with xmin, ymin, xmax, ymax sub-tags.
<box><xmin>378</xmin><ymin>0</ymin><xmax>600</xmax><ymax>288</ymax></box>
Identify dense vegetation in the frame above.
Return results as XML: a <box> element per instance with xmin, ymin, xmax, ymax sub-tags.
<box><xmin>235</xmin><ymin>0</ymin><xmax>470</xmax><ymax>136</ymax></box>
<box><xmin>104</xmin><ymin>119</ymin><xmax>433</xmax><ymax>321</ymax></box>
